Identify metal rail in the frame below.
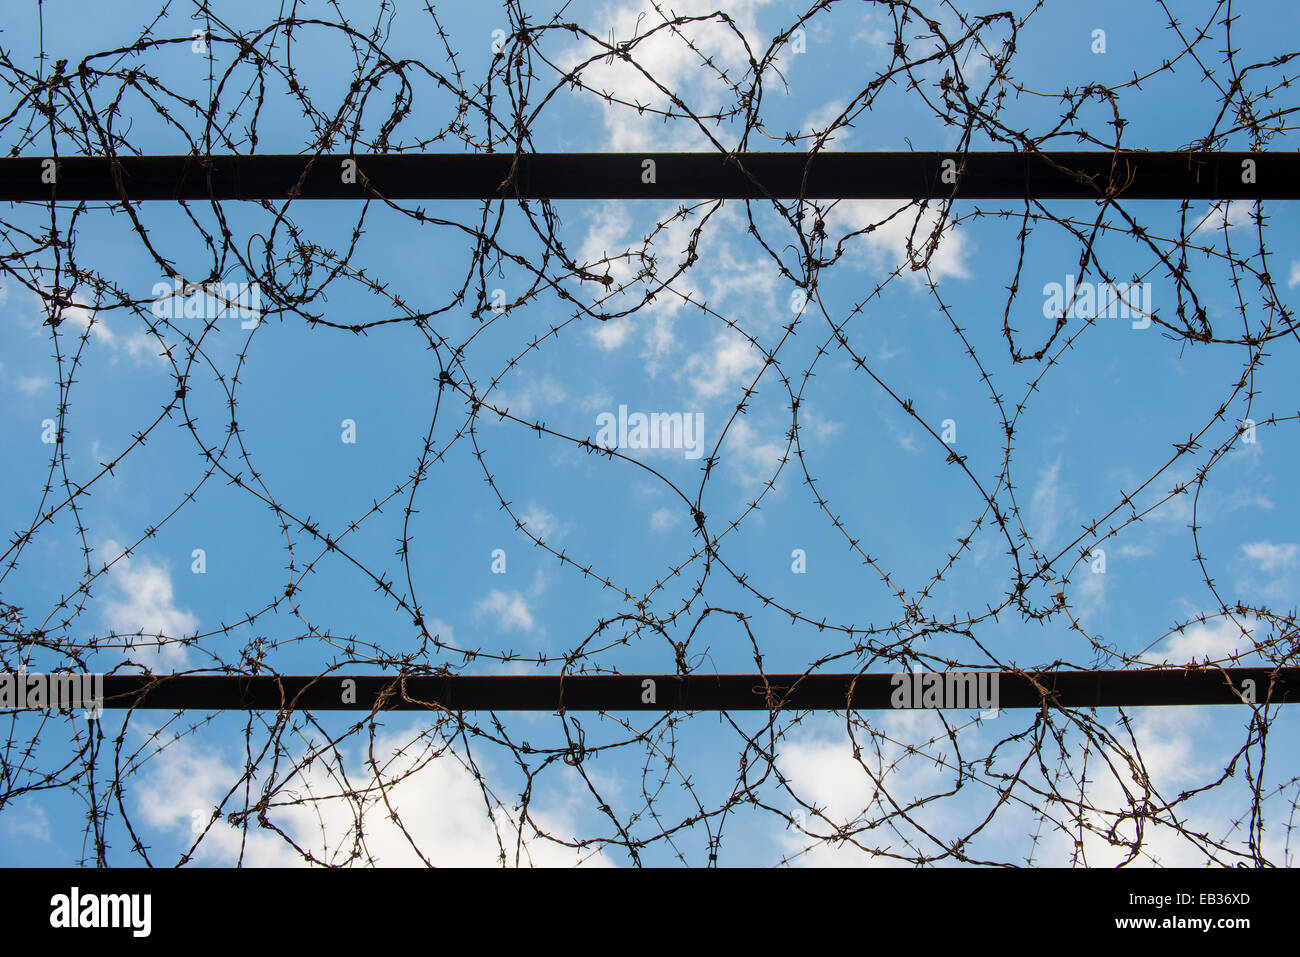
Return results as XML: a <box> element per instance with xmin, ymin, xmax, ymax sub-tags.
<box><xmin>34</xmin><ymin>668</ymin><xmax>1294</xmax><ymax>711</ymax></box>
<box><xmin>1</xmin><ymin>151</ymin><xmax>1292</xmax><ymax>201</ymax></box>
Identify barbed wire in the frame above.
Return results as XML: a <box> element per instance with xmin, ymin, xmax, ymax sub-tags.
<box><xmin>0</xmin><ymin>0</ymin><xmax>1297</xmax><ymax>866</ymax></box>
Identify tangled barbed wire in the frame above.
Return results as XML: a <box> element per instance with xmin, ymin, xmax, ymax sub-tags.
<box><xmin>0</xmin><ymin>0</ymin><xmax>1298</xmax><ymax>866</ymax></box>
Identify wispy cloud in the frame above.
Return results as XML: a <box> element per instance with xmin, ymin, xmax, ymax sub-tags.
<box><xmin>650</xmin><ymin>506</ymin><xmax>679</xmax><ymax>531</ymax></box>
<box><xmin>1149</xmin><ymin>616</ymin><xmax>1257</xmax><ymax>665</ymax></box>
<box><xmin>490</xmin><ymin>375</ymin><xmax>566</xmax><ymax>418</ymax></box>
<box><xmin>519</xmin><ymin>505</ymin><xmax>568</xmax><ymax>543</ymax></box>
<box><xmin>43</xmin><ymin>291</ymin><xmax>161</xmax><ymax>364</ymax></box>
<box><xmin>1029</xmin><ymin>456</ymin><xmax>1067</xmax><ymax>552</ymax></box>
<box><xmin>4</xmin><ymin>802</ymin><xmax>51</xmax><ymax>842</ymax></box>
<box><xmin>1199</xmin><ymin>199</ymin><xmax>1256</xmax><ymax>233</ymax></box>
<box><xmin>13</xmin><ymin>375</ymin><xmax>48</xmax><ymax>395</ymax></box>
<box><xmin>821</xmin><ymin>199</ymin><xmax>971</xmax><ymax>284</ymax></box>
<box><xmin>99</xmin><ymin>539</ymin><xmax>199</xmax><ymax>666</ymax></box>
<box><xmin>682</xmin><ymin>329</ymin><xmax>761</xmax><ymax>400</ymax></box>
<box><xmin>723</xmin><ymin>418</ymin><xmax>787</xmax><ymax>487</ymax></box>
<box><xmin>1236</xmin><ymin>541</ymin><xmax>1299</xmax><ymax>601</ymax></box>
<box><xmin>475</xmin><ymin>589</ymin><xmax>536</xmax><ymax>633</ymax></box>
<box><xmin>1240</xmin><ymin>541</ymin><xmax>1297</xmax><ymax>574</ymax></box>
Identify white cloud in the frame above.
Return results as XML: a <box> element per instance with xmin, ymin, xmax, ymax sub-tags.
<box><xmin>783</xmin><ymin>707</ymin><xmax>1283</xmax><ymax>867</ymax></box>
<box><xmin>558</xmin><ymin>0</ymin><xmax>776</xmax><ymax>152</ymax></box>
<box><xmin>877</xmin><ymin>339</ymin><xmax>902</xmax><ymax>362</ymax></box>
<box><xmin>425</xmin><ymin>617</ymin><xmax>455</xmax><ymax>642</ymax></box>
<box><xmin>14</xmin><ymin>375</ymin><xmax>48</xmax><ymax>395</ymax></box>
<box><xmin>591</xmin><ymin>316</ymin><xmax>635</xmax><ymax>351</ymax></box>
<box><xmin>47</xmin><ymin>291</ymin><xmax>160</xmax><ymax>364</ymax></box>
<box><xmin>4</xmin><ymin>803</ymin><xmax>51</xmax><ymax>842</ymax></box>
<box><xmin>701</xmin><ymin>238</ymin><xmax>779</xmax><ymax>311</ymax></box>
<box><xmin>1072</xmin><ymin>565</ymin><xmax>1106</xmax><ymax>617</ymax></box>
<box><xmin>641</xmin><ymin>310</ymin><xmax>679</xmax><ymax>374</ymax></box>
<box><xmin>53</xmin><ymin>294</ymin><xmax>113</xmax><ymax>346</ymax></box>
<box><xmin>1029</xmin><ymin>456</ymin><xmax>1066</xmax><ymax>551</ymax></box>
<box><xmin>821</xmin><ymin>199</ymin><xmax>971</xmax><ymax>284</ymax></box>
<box><xmin>577</xmin><ymin>204</ymin><xmax>735</xmax><ymax>376</ymax></box>
<box><xmin>723</xmin><ymin>418</ymin><xmax>787</xmax><ymax>487</ymax></box>
<box><xmin>1240</xmin><ymin>541</ymin><xmax>1297</xmax><ymax>574</ymax></box>
<box><xmin>1038</xmin><ymin>707</ymin><xmax>1285</xmax><ymax>866</ymax></box>
<box><xmin>1199</xmin><ymin>199</ymin><xmax>1255</xmax><ymax>233</ymax></box>
<box><xmin>579</xmin><ymin>391</ymin><xmax>613</xmax><ymax>412</ymax></box>
<box><xmin>575</xmin><ymin>203</ymin><xmax>691</xmax><ymax>364</ymax></box>
<box><xmin>1289</xmin><ymin>260</ymin><xmax>1300</xmax><ymax>288</ymax></box>
<box><xmin>134</xmin><ymin>727</ymin><xmax>605</xmax><ymax>866</ymax></box>
<box><xmin>490</xmin><ymin>375</ymin><xmax>566</xmax><ymax>419</ymax></box>
<box><xmin>877</xmin><ymin>406</ymin><xmax>920</xmax><ymax>454</ymax></box>
<box><xmin>1146</xmin><ymin>466</ymin><xmax>1272</xmax><ymax>528</ymax></box>
<box><xmin>780</xmin><ymin>732</ymin><xmax>878</xmax><ymax>824</ymax></box>
<box><xmin>649</xmin><ymin>506</ymin><xmax>679</xmax><ymax>531</ymax></box>
<box><xmin>519</xmin><ymin>505</ymin><xmax>568</xmax><ymax>542</ymax></box>
<box><xmin>682</xmin><ymin>329</ymin><xmax>761</xmax><ymax>400</ymax></box>
<box><xmin>99</xmin><ymin>539</ymin><xmax>199</xmax><ymax>666</ymax></box>
<box><xmin>577</xmin><ymin>207</ymin><xmax>639</xmax><ymax>349</ymax></box>
<box><xmin>850</xmin><ymin>20</ymin><xmax>891</xmax><ymax>51</ymax></box>
<box><xmin>800</xmin><ymin>99</ymin><xmax>852</xmax><ymax>150</ymax></box>
<box><xmin>1236</xmin><ymin>541</ymin><xmax>1298</xmax><ymax>601</ymax></box>
<box><xmin>1149</xmin><ymin>616</ymin><xmax>1257</xmax><ymax>665</ymax></box>
<box><xmin>799</xmin><ymin>407</ymin><xmax>839</xmax><ymax>442</ymax></box>
<box><xmin>775</xmin><ymin>713</ymin><xmax>952</xmax><ymax>866</ymax></box>
<box><xmin>475</xmin><ymin>589</ymin><xmax>535</xmax><ymax>633</ymax></box>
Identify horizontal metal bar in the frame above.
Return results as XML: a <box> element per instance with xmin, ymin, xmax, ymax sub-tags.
<box><xmin>0</xmin><ymin>152</ymin><xmax>1293</xmax><ymax>201</ymax></box>
<box><xmin>32</xmin><ymin>668</ymin><xmax>1294</xmax><ymax>712</ymax></box>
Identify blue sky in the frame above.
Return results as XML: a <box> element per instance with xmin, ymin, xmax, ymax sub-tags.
<box><xmin>0</xmin><ymin>0</ymin><xmax>1298</xmax><ymax>866</ymax></box>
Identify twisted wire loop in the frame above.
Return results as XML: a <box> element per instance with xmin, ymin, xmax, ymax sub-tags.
<box><xmin>0</xmin><ymin>0</ymin><xmax>1297</xmax><ymax>867</ymax></box>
